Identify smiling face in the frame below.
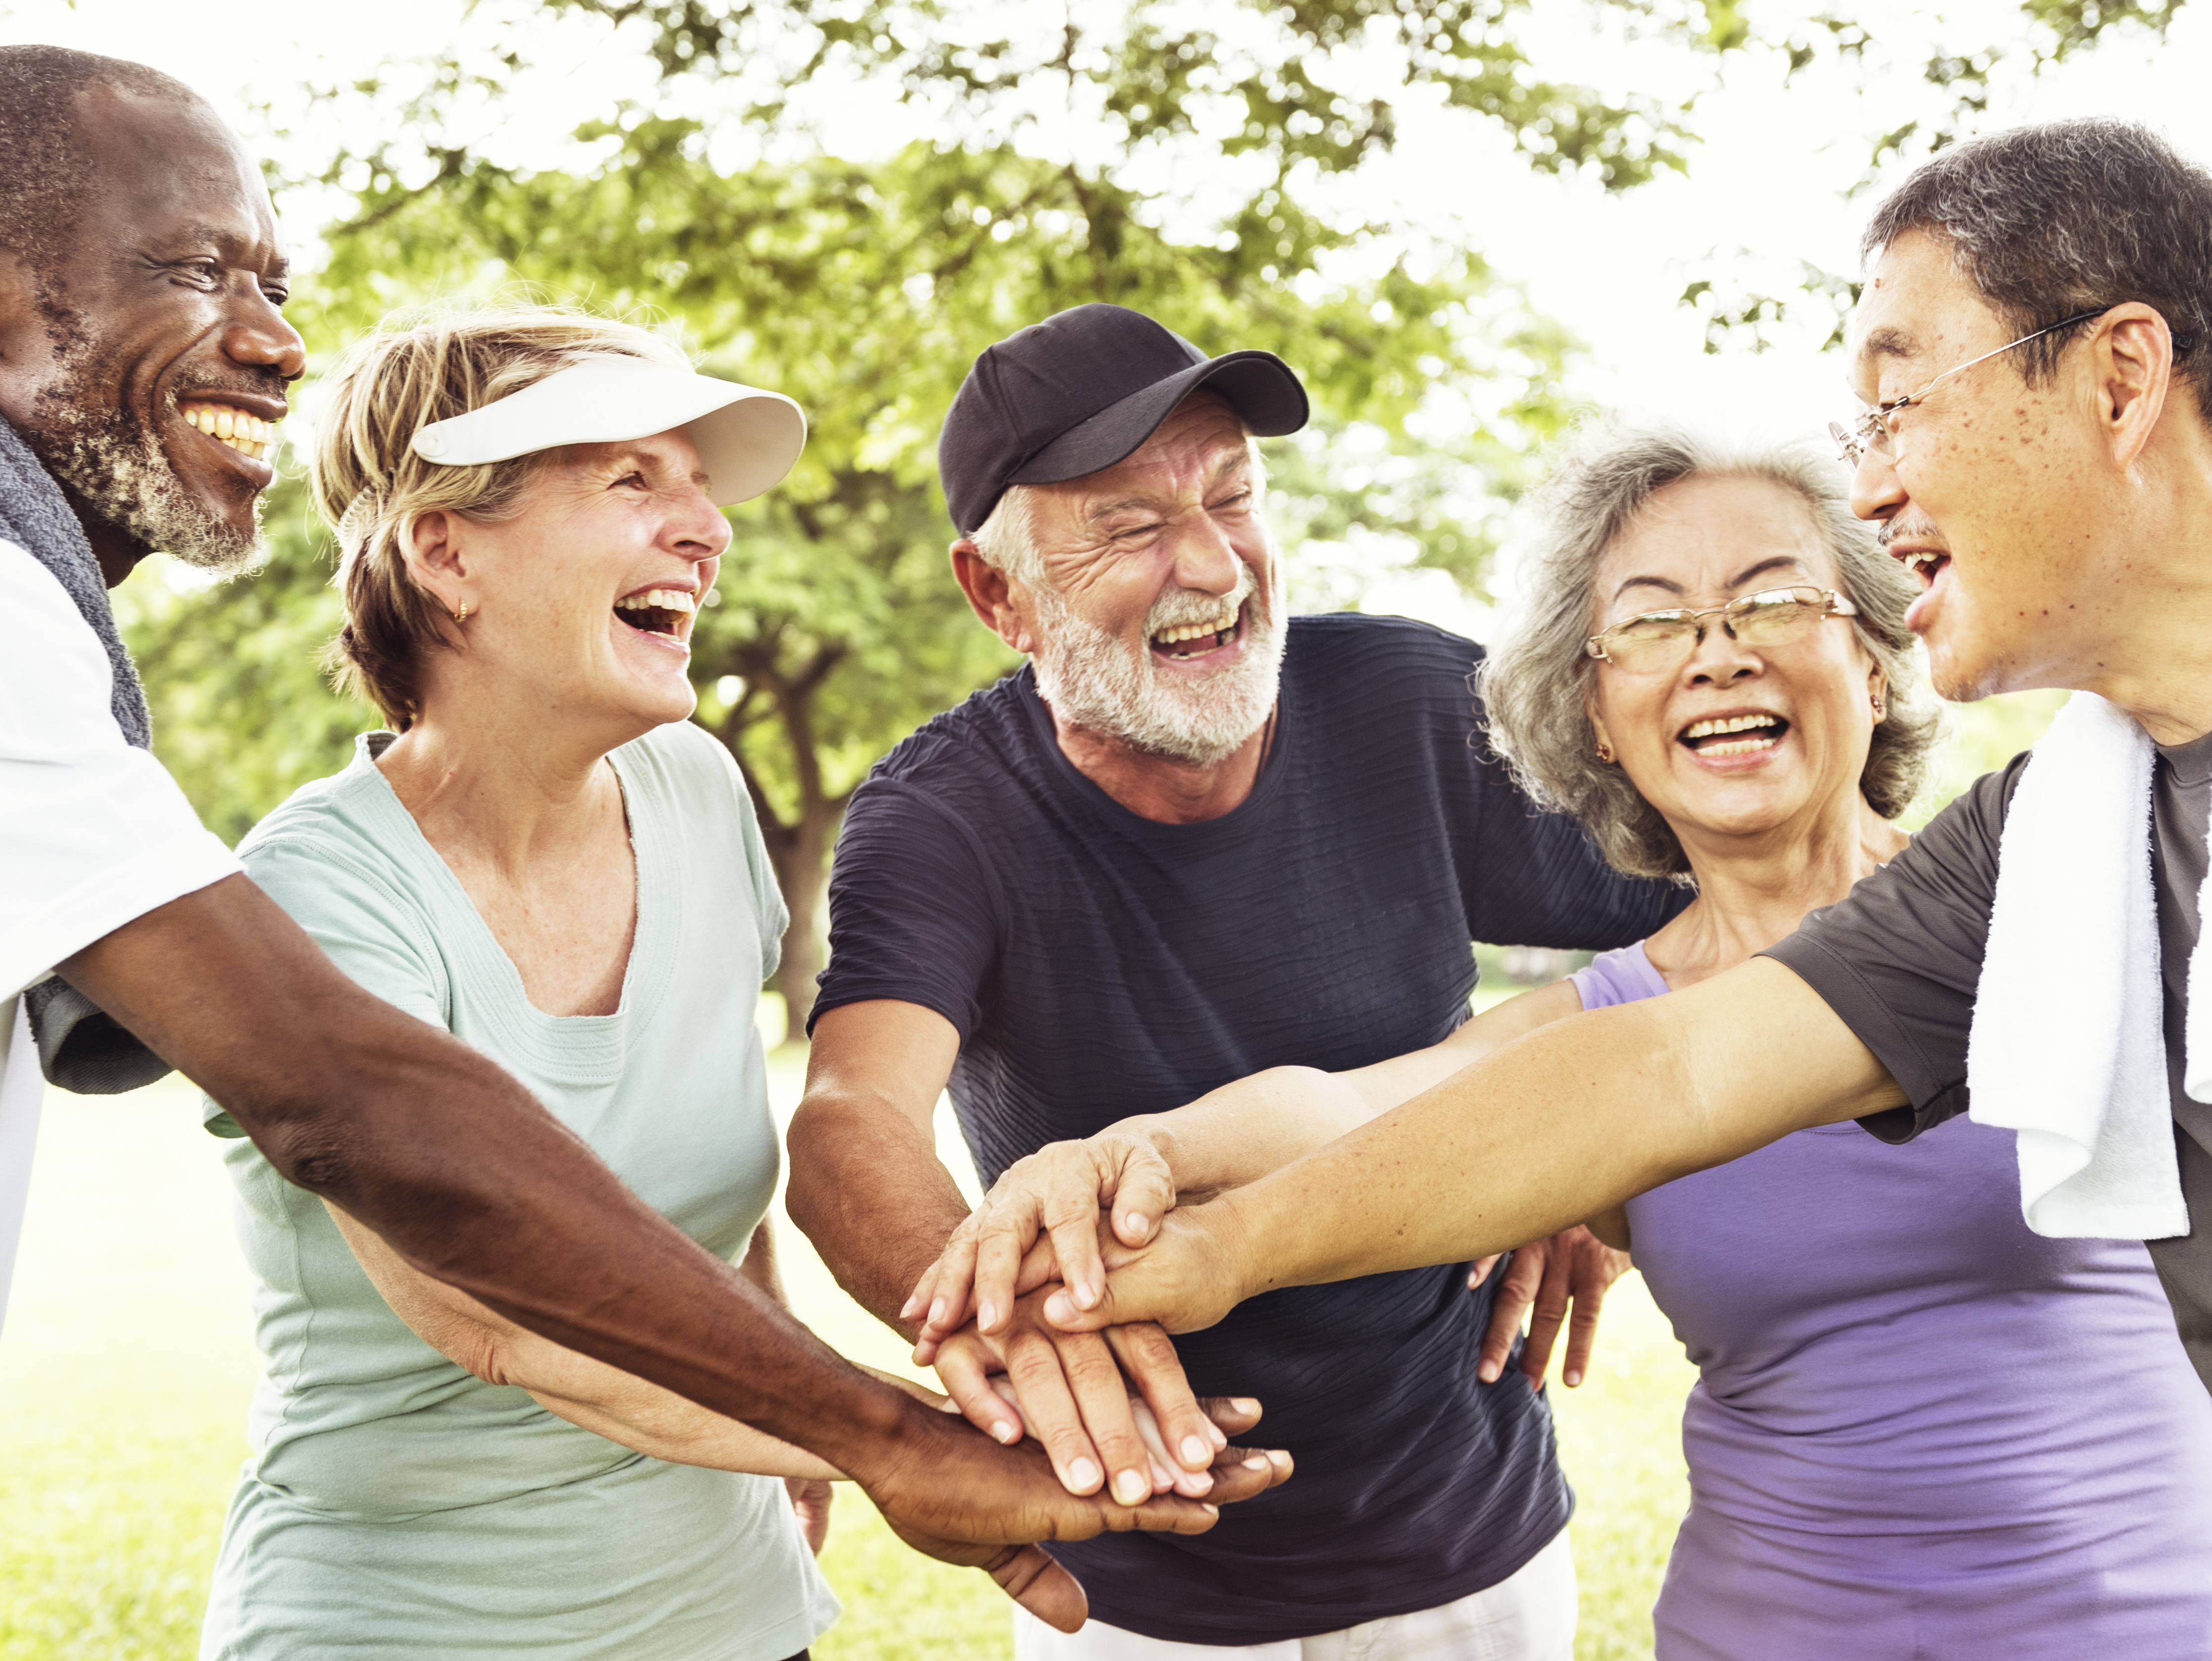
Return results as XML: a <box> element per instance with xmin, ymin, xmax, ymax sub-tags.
<box><xmin>407</xmin><ymin>429</ymin><xmax>728</xmax><ymax>746</ymax></box>
<box><xmin>1842</xmin><ymin>229</ymin><xmax>2125</xmax><ymax>701</ymax></box>
<box><xmin>1009</xmin><ymin>392</ymin><xmax>1282</xmax><ymax>767</ymax></box>
<box><xmin>0</xmin><ymin>82</ymin><xmax>301</xmax><ymax>579</ymax></box>
<box><xmin>1587</xmin><ymin>474</ymin><xmax>1884</xmax><ymax>850</ymax></box>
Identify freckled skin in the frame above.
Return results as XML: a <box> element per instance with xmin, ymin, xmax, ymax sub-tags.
<box><xmin>1843</xmin><ymin>230</ymin><xmax>2212</xmax><ymax>742</ymax></box>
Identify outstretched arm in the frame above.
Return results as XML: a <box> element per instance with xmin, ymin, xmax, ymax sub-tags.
<box><xmin>1043</xmin><ymin>958</ymin><xmax>1902</xmax><ymax>1334</ymax></box>
<box><xmin>913</xmin><ymin>981</ymin><xmax>1587</xmax><ymax>1342</ymax></box>
<box><xmin>328</xmin><ymin>1202</ymin><xmax>850</xmax><ymax>1479</ymax></box>
<box><xmin>57</xmin><ymin>878</ymin><xmax>1288</xmax><ymax>1634</ymax></box>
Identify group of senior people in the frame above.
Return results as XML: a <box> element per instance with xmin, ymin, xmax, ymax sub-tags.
<box><xmin>9</xmin><ymin>36</ymin><xmax>2212</xmax><ymax>1661</ymax></box>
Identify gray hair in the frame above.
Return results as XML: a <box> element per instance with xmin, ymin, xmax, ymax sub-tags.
<box><xmin>971</xmin><ymin>485</ymin><xmax>1044</xmax><ymax>586</ymax></box>
<box><xmin>1862</xmin><ymin>119</ymin><xmax>2212</xmax><ymax>421</ymax></box>
<box><xmin>1482</xmin><ymin>419</ymin><xmax>1945</xmax><ymax>882</ymax></box>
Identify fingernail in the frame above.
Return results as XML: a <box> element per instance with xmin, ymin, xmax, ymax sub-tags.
<box><xmin>1207</xmin><ymin>1420</ymin><xmax>1227</xmax><ymax>1450</ymax></box>
<box><xmin>1478</xmin><ymin>1362</ymin><xmax>1499</xmax><ymax>1382</ymax></box>
<box><xmin>1069</xmin><ymin>1458</ymin><xmax>1101</xmax><ymax>1491</ymax></box>
<box><xmin>992</xmin><ymin>1420</ymin><xmax>1018</xmax><ymax>1444</ymax></box>
<box><xmin>1243</xmin><ymin>1454</ymin><xmax>1267</xmax><ymax>1469</ymax></box>
<box><xmin>928</xmin><ymin>1297</ymin><xmax>947</xmax><ymax>1329</ymax></box>
<box><xmin>1180</xmin><ymin>1435</ymin><xmax>1210</xmax><ymax>1468</ymax></box>
<box><xmin>1043</xmin><ymin>1290</ymin><xmax>1076</xmax><ymax>1324</ymax></box>
<box><xmin>1074</xmin><ymin>1277</ymin><xmax>1099</xmax><ymax>1311</ymax></box>
<box><xmin>977</xmin><ymin>1300</ymin><xmax>998</xmax><ymax>1331</ymax></box>
<box><xmin>1113</xmin><ymin>1469</ymin><xmax>1149</xmax><ymax>1505</ymax></box>
<box><xmin>1202</xmin><ymin>1503</ymin><xmax>1219</xmax><ymax>1517</ymax></box>
<box><xmin>899</xmin><ymin>1292</ymin><xmax>923</xmax><ymax>1319</ymax></box>
<box><xmin>1565</xmin><ymin>1370</ymin><xmax>1582</xmax><ymax>1388</ymax></box>
<box><xmin>1122</xmin><ymin>1211</ymin><xmax>1151</xmax><ymax>1240</ymax></box>
<box><xmin>1231</xmin><ymin>1398</ymin><xmax>1258</xmax><ymax>1417</ymax></box>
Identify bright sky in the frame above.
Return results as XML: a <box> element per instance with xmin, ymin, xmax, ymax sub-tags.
<box><xmin>5</xmin><ymin>0</ymin><xmax>2204</xmax><ymax>633</ymax></box>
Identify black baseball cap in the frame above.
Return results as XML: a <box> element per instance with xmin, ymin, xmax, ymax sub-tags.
<box><xmin>938</xmin><ymin>303</ymin><xmax>1310</xmax><ymax>536</ymax></box>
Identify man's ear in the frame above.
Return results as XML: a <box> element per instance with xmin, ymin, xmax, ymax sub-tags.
<box><xmin>2094</xmin><ymin>303</ymin><xmax>2175</xmax><ymax>471</ymax></box>
<box><xmin>950</xmin><ymin>540</ymin><xmax>1039</xmax><ymax>655</ymax></box>
<box><xmin>0</xmin><ymin>250</ymin><xmax>53</xmax><ymax>421</ymax></box>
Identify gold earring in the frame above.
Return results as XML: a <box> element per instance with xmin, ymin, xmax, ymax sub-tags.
<box><xmin>452</xmin><ymin>601</ymin><xmax>471</xmax><ymax>625</ymax></box>
<box><xmin>1595</xmin><ymin>740</ymin><xmax>1615</xmax><ymax>763</ymax></box>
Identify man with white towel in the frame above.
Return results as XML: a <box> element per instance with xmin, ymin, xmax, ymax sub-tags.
<box><xmin>1031</xmin><ymin>118</ymin><xmax>2212</xmax><ymax>1394</ymax></box>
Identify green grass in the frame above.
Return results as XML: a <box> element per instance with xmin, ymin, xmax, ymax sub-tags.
<box><xmin>0</xmin><ymin>1039</ymin><xmax>1695</xmax><ymax>1661</ymax></box>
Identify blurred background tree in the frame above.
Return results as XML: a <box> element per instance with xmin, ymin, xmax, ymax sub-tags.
<box><xmin>117</xmin><ymin>0</ymin><xmax>2172</xmax><ymax>1028</ymax></box>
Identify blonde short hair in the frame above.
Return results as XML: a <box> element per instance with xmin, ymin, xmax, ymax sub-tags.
<box><xmin>316</xmin><ymin>306</ymin><xmax>693</xmax><ymax>730</ymax></box>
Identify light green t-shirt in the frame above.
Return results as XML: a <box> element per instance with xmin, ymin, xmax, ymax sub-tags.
<box><xmin>199</xmin><ymin>722</ymin><xmax>838</xmax><ymax>1661</ymax></box>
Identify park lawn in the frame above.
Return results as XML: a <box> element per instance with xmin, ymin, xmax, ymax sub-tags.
<box><xmin>0</xmin><ymin>1032</ymin><xmax>1693</xmax><ymax>1661</ymax></box>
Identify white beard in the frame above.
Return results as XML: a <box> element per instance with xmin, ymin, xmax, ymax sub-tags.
<box><xmin>1032</xmin><ymin>564</ymin><xmax>1284</xmax><ymax>768</ymax></box>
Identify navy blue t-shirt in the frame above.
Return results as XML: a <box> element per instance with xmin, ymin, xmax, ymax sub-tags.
<box><xmin>815</xmin><ymin>612</ymin><xmax>1683</xmax><ymax>1642</ymax></box>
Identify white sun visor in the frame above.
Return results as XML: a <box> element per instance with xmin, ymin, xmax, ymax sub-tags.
<box><xmin>408</xmin><ymin>356</ymin><xmax>807</xmax><ymax>506</ymax></box>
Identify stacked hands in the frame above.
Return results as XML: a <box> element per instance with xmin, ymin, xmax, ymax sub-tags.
<box><xmin>900</xmin><ymin>1121</ymin><xmax>1629</xmax><ymax>1503</ymax></box>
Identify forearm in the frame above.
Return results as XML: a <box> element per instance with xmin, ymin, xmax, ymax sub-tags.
<box><xmin>1211</xmin><ymin>973</ymin><xmax>1895</xmax><ymax>1296</ymax></box>
<box><xmin>59</xmin><ymin>879</ymin><xmax>928</xmax><ymax>1483</ymax></box>
<box><xmin>787</xmin><ymin>1087</ymin><xmax>972</xmax><ymax>1334</ymax></box>
<box><xmin>1127</xmin><ymin>985</ymin><xmax>1582</xmax><ymax>1197</ymax></box>
<box><xmin>1121</xmin><ymin>1067</ymin><xmax>1381</xmax><ymax>1198</ymax></box>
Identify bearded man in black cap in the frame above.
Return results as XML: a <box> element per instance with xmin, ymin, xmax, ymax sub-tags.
<box><xmin>789</xmin><ymin>304</ymin><xmax>1685</xmax><ymax>1657</ymax></box>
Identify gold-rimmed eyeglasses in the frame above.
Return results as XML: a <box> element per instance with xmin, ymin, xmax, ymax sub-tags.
<box><xmin>1585</xmin><ymin>586</ymin><xmax>1860</xmax><ymax>676</ymax></box>
<box><xmin>1829</xmin><ymin>307</ymin><xmax>2113</xmax><ymax>469</ymax></box>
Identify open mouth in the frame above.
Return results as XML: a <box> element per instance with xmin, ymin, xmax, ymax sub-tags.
<box><xmin>614</xmin><ymin>586</ymin><xmax>697</xmax><ymax>638</ymax></box>
<box><xmin>1150</xmin><ymin>599</ymin><xmax>1243</xmax><ymax>660</ymax></box>
<box><xmin>1680</xmin><ymin>712</ymin><xmax>1788</xmax><ymax>757</ymax></box>
<box><xmin>179</xmin><ymin>401</ymin><xmax>278</xmax><ymax>462</ymax></box>
<box><xmin>1897</xmin><ymin>549</ymin><xmax>1950</xmax><ymax>589</ymax></box>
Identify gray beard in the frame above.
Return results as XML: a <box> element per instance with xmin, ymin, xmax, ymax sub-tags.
<box><xmin>1032</xmin><ymin>573</ymin><xmax>1284</xmax><ymax>768</ymax></box>
<box><xmin>25</xmin><ymin>344</ymin><xmax>264</xmax><ymax>578</ymax></box>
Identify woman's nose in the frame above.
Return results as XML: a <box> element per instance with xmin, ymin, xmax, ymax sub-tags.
<box><xmin>1686</xmin><ymin>622</ymin><xmax>1760</xmax><ymax>684</ymax></box>
<box><xmin>670</xmin><ymin>487</ymin><xmax>732</xmax><ymax>561</ymax></box>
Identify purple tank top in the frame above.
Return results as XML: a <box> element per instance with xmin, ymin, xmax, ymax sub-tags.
<box><xmin>1574</xmin><ymin>942</ymin><xmax>2212</xmax><ymax>1661</ymax></box>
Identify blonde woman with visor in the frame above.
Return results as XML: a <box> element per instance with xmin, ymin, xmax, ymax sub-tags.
<box><xmin>198</xmin><ymin>309</ymin><xmax>1283</xmax><ymax>1661</ymax></box>
<box><xmin>910</xmin><ymin>423</ymin><xmax>2212</xmax><ymax>1658</ymax></box>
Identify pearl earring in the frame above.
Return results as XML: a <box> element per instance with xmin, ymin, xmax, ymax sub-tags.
<box><xmin>1595</xmin><ymin>740</ymin><xmax>1615</xmax><ymax>763</ymax></box>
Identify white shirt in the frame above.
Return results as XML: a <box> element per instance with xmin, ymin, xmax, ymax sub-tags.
<box><xmin>0</xmin><ymin>538</ymin><xmax>239</xmax><ymax>1331</ymax></box>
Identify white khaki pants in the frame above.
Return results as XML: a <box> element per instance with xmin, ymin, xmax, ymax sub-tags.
<box><xmin>1012</xmin><ymin>1528</ymin><xmax>1576</xmax><ymax>1661</ymax></box>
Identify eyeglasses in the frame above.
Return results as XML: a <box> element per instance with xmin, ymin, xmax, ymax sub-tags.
<box><xmin>1829</xmin><ymin>308</ymin><xmax>2111</xmax><ymax>468</ymax></box>
<box><xmin>1585</xmin><ymin>586</ymin><xmax>1860</xmax><ymax>675</ymax></box>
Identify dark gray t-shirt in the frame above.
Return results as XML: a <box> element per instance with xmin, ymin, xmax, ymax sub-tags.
<box><xmin>1765</xmin><ymin>730</ymin><xmax>2212</xmax><ymax>1386</ymax></box>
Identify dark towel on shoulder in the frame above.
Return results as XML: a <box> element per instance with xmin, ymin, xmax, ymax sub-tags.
<box><xmin>2</xmin><ymin>417</ymin><xmax>175</xmax><ymax>1093</ymax></box>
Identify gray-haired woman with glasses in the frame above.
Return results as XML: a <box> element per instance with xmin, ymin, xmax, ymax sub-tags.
<box><xmin>911</xmin><ymin>418</ymin><xmax>2212</xmax><ymax>1657</ymax></box>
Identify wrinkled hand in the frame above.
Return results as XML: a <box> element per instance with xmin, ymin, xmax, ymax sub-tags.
<box><xmin>1038</xmin><ymin>1199</ymin><xmax>1253</xmax><ymax>1338</ymax></box>
<box><xmin>1467</xmin><ymin>1225</ymin><xmax>1630</xmax><ymax>1389</ymax></box>
<box><xmin>858</xmin><ymin>1398</ymin><xmax>1292</xmax><ymax>1632</ymax></box>
<box><xmin>905</xmin><ymin>1130</ymin><xmax>1177</xmax><ymax>1357</ymax></box>
<box><xmin>932</xmin><ymin>1288</ymin><xmax>1225</xmax><ymax>1501</ymax></box>
<box><xmin>787</xmin><ymin>1475</ymin><xmax>833</xmax><ymax>1556</ymax></box>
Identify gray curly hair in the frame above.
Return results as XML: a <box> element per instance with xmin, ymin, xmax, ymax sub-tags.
<box><xmin>1482</xmin><ymin>419</ymin><xmax>1945</xmax><ymax>882</ymax></box>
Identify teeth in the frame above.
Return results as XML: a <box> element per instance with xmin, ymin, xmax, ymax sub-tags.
<box><xmin>1699</xmin><ymin>736</ymin><xmax>1779</xmax><ymax>756</ymax></box>
<box><xmin>179</xmin><ymin>402</ymin><xmax>277</xmax><ymax>461</ymax></box>
<box><xmin>615</xmin><ymin>588</ymin><xmax>697</xmax><ymax>613</ymax></box>
<box><xmin>1682</xmin><ymin>714</ymin><xmax>1779</xmax><ymax>740</ymax></box>
<box><xmin>1903</xmin><ymin>551</ymin><xmax>1942</xmax><ymax>573</ymax></box>
<box><xmin>1151</xmin><ymin>602</ymin><xmax>1241</xmax><ymax>646</ymax></box>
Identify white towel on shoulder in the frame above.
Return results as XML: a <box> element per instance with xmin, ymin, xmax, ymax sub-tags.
<box><xmin>1966</xmin><ymin>691</ymin><xmax>2190</xmax><ymax>1239</ymax></box>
